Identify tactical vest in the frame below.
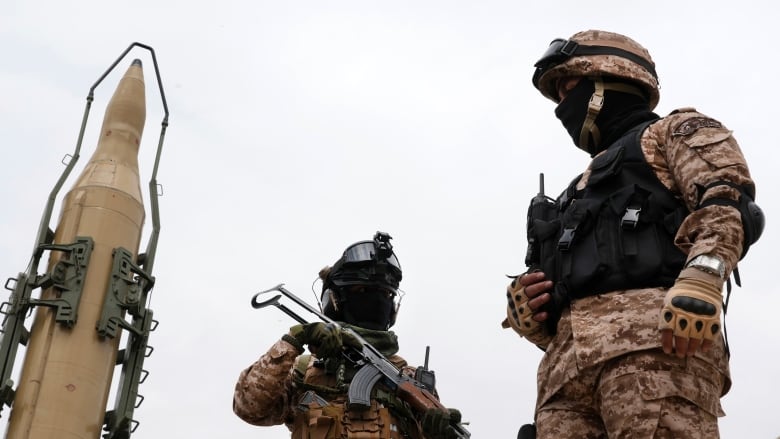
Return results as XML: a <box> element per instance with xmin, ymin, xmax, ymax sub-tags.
<box><xmin>290</xmin><ymin>355</ymin><xmax>423</xmax><ymax>439</ymax></box>
<box><xmin>535</xmin><ymin>120</ymin><xmax>688</xmax><ymax>302</ymax></box>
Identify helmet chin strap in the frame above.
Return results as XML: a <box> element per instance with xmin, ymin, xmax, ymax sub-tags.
<box><xmin>578</xmin><ymin>78</ymin><xmax>604</xmax><ymax>150</ymax></box>
<box><xmin>578</xmin><ymin>78</ymin><xmax>648</xmax><ymax>152</ymax></box>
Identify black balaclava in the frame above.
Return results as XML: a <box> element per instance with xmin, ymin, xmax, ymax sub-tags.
<box><xmin>554</xmin><ymin>77</ymin><xmax>596</xmax><ymax>152</ymax></box>
<box><xmin>340</xmin><ymin>289</ymin><xmax>394</xmax><ymax>330</ymax></box>
<box><xmin>555</xmin><ymin>77</ymin><xmax>658</xmax><ymax>156</ymax></box>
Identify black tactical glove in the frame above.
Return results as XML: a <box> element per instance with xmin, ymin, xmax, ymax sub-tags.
<box><xmin>420</xmin><ymin>407</ymin><xmax>462</xmax><ymax>439</ymax></box>
<box><xmin>286</xmin><ymin>322</ymin><xmax>362</xmax><ymax>358</ymax></box>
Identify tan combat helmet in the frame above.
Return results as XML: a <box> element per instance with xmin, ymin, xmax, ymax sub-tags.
<box><xmin>532</xmin><ymin>30</ymin><xmax>660</xmax><ymax>109</ymax></box>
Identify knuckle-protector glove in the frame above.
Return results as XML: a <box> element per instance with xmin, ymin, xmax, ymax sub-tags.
<box><xmin>659</xmin><ymin>268</ymin><xmax>724</xmax><ymax>342</ymax></box>
<box><xmin>505</xmin><ymin>275</ymin><xmax>540</xmax><ymax>337</ymax></box>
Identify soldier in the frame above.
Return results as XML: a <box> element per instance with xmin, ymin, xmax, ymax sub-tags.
<box><xmin>503</xmin><ymin>30</ymin><xmax>764</xmax><ymax>438</ymax></box>
<box><xmin>234</xmin><ymin>232</ymin><xmax>464</xmax><ymax>438</ymax></box>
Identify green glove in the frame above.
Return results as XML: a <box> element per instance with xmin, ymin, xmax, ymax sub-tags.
<box><xmin>420</xmin><ymin>407</ymin><xmax>462</xmax><ymax>439</ymax></box>
<box><xmin>288</xmin><ymin>322</ymin><xmax>362</xmax><ymax>358</ymax></box>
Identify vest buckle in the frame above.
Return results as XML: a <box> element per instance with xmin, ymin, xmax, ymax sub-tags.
<box><xmin>558</xmin><ymin>228</ymin><xmax>576</xmax><ymax>251</ymax></box>
<box><xmin>621</xmin><ymin>208</ymin><xmax>641</xmax><ymax>229</ymax></box>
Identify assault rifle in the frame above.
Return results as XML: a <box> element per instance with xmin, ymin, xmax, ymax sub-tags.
<box><xmin>251</xmin><ymin>283</ymin><xmax>471</xmax><ymax>438</ymax></box>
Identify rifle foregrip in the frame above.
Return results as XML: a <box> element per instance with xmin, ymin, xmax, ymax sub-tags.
<box><xmin>398</xmin><ymin>382</ymin><xmax>472</xmax><ymax>438</ymax></box>
<box><xmin>347</xmin><ymin>364</ymin><xmax>383</xmax><ymax>410</ymax></box>
<box><xmin>397</xmin><ymin>381</ymin><xmax>444</xmax><ymax>411</ymax></box>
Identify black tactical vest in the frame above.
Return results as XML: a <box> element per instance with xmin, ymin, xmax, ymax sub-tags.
<box><xmin>532</xmin><ymin>120</ymin><xmax>688</xmax><ymax>304</ymax></box>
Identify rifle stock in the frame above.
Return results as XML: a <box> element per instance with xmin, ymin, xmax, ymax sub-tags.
<box><xmin>252</xmin><ymin>283</ymin><xmax>471</xmax><ymax>438</ymax></box>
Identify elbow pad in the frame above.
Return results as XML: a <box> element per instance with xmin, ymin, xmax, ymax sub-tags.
<box><xmin>698</xmin><ymin>181</ymin><xmax>765</xmax><ymax>258</ymax></box>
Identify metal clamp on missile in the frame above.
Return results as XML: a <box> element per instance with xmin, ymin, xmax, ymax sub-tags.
<box><xmin>28</xmin><ymin>237</ymin><xmax>95</xmax><ymax>327</ymax></box>
<box><xmin>0</xmin><ymin>42</ymin><xmax>169</xmax><ymax>439</ymax></box>
<box><xmin>0</xmin><ymin>236</ymin><xmax>97</xmax><ymax>410</ymax></box>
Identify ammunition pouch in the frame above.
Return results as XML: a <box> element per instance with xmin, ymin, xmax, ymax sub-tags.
<box><xmin>292</xmin><ymin>356</ymin><xmax>419</xmax><ymax>439</ymax></box>
<box><xmin>292</xmin><ymin>391</ymin><xmax>343</xmax><ymax>439</ymax></box>
<box><xmin>292</xmin><ymin>392</ymin><xmax>412</xmax><ymax>439</ymax></box>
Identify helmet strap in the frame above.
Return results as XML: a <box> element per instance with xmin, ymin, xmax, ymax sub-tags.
<box><xmin>328</xmin><ymin>289</ymin><xmax>341</xmax><ymax>312</ymax></box>
<box><xmin>579</xmin><ymin>77</ymin><xmax>605</xmax><ymax>150</ymax></box>
<box><xmin>578</xmin><ymin>79</ymin><xmax>647</xmax><ymax>154</ymax></box>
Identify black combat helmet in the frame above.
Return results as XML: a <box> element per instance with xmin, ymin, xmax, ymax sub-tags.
<box><xmin>320</xmin><ymin>231</ymin><xmax>402</xmax><ymax>330</ymax></box>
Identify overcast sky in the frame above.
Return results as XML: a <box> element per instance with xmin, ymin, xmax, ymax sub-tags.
<box><xmin>1</xmin><ymin>1</ymin><xmax>778</xmax><ymax>438</ymax></box>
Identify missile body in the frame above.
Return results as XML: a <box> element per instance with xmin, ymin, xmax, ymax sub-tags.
<box><xmin>6</xmin><ymin>60</ymin><xmax>146</xmax><ymax>439</ymax></box>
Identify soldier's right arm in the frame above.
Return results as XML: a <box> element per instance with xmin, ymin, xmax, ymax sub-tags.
<box><xmin>502</xmin><ymin>272</ymin><xmax>555</xmax><ymax>349</ymax></box>
<box><xmin>233</xmin><ymin>338</ymin><xmax>301</xmax><ymax>425</ymax></box>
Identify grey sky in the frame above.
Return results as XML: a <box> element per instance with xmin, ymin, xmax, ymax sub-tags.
<box><xmin>1</xmin><ymin>1</ymin><xmax>778</xmax><ymax>437</ymax></box>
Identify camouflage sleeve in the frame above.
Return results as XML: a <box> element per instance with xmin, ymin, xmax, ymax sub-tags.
<box><xmin>232</xmin><ymin>338</ymin><xmax>301</xmax><ymax>426</ymax></box>
<box><xmin>644</xmin><ymin>108</ymin><xmax>754</xmax><ymax>273</ymax></box>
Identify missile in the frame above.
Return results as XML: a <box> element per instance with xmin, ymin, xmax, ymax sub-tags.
<box><xmin>5</xmin><ymin>59</ymin><xmax>147</xmax><ymax>438</ymax></box>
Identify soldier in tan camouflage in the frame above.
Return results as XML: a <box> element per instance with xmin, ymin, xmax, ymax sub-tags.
<box><xmin>234</xmin><ymin>232</ymin><xmax>464</xmax><ymax>438</ymax></box>
<box><xmin>503</xmin><ymin>30</ymin><xmax>764</xmax><ymax>438</ymax></box>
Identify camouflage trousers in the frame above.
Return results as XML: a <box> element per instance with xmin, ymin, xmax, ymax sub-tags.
<box><xmin>536</xmin><ymin>349</ymin><xmax>723</xmax><ymax>439</ymax></box>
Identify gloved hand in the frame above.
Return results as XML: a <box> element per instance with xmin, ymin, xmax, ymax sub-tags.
<box><xmin>502</xmin><ymin>272</ymin><xmax>552</xmax><ymax>347</ymax></box>
<box><xmin>504</xmin><ymin>274</ymin><xmax>539</xmax><ymax>336</ymax></box>
<box><xmin>420</xmin><ymin>407</ymin><xmax>462</xmax><ymax>439</ymax></box>
<box><xmin>659</xmin><ymin>267</ymin><xmax>724</xmax><ymax>357</ymax></box>
<box><xmin>287</xmin><ymin>322</ymin><xmax>362</xmax><ymax>358</ymax></box>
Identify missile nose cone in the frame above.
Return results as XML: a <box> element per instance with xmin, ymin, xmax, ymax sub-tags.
<box><xmin>132</xmin><ymin>58</ymin><xmax>142</xmax><ymax>67</ymax></box>
<box><xmin>98</xmin><ymin>60</ymin><xmax>147</xmax><ymax>153</ymax></box>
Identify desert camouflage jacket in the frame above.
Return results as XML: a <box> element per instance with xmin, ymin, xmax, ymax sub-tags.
<box><xmin>233</xmin><ymin>337</ymin><xmax>426</xmax><ymax>438</ymax></box>
<box><xmin>526</xmin><ymin>107</ymin><xmax>755</xmax><ymax>411</ymax></box>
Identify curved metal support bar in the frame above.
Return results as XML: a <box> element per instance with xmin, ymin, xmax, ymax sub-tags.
<box><xmin>93</xmin><ymin>42</ymin><xmax>169</xmax><ymax>287</ymax></box>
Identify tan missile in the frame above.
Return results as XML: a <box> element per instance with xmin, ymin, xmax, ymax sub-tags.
<box><xmin>6</xmin><ymin>59</ymin><xmax>147</xmax><ymax>439</ymax></box>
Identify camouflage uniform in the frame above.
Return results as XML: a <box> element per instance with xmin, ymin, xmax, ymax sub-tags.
<box><xmin>531</xmin><ymin>109</ymin><xmax>750</xmax><ymax>439</ymax></box>
<box><xmin>237</xmin><ymin>234</ymin><xmax>464</xmax><ymax>438</ymax></box>
<box><xmin>507</xmin><ymin>30</ymin><xmax>758</xmax><ymax>439</ymax></box>
<box><xmin>233</xmin><ymin>337</ymin><xmax>426</xmax><ymax>438</ymax></box>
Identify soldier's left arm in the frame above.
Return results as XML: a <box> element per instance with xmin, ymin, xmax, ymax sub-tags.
<box><xmin>647</xmin><ymin>108</ymin><xmax>756</xmax><ymax>272</ymax></box>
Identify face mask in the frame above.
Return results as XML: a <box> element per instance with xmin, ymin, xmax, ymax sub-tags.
<box><xmin>342</xmin><ymin>289</ymin><xmax>394</xmax><ymax>330</ymax></box>
<box><xmin>554</xmin><ymin>78</ymin><xmax>596</xmax><ymax>154</ymax></box>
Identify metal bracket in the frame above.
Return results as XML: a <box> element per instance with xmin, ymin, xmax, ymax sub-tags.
<box><xmin>0</xmin><ymin>236</ymin><xmax>93</xmax><ymax>412</ymax></box>
<box><xmin>102</xmin><ymin>308</ymin><xmax>156</xmax><ymax>439</ymax></box>
<box><xmin>29</xmin><ymin>237</ymin><xmax>95</xmax><ymax>327</ymax></box>
<box><xmin>96</xmin><ymin>247</ymin><xmax>154</xmax><ymax>339</ymax></box>
<box><xmin>97</xmin><ymin>246</ymin><xmax>157</xmax><ymax>439</ymax></box>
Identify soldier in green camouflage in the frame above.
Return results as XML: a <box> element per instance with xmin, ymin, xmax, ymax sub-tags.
<box><xmin>503</xmin><ymin>30</ymin><xmax>763</xmax><ymax>438</ymax></box>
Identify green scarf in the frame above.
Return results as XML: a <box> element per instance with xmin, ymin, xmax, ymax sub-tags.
<box><xmin>321</xmin><ymin>324</ymin><xmax>400</xmax><ymax>378</ymax></box>
<box><xmin>343</xmin><ymin>324</ymin><xmax>399</xmax><ymax>357</ymax></box>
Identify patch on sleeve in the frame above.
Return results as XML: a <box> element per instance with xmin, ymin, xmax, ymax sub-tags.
<box><xmin>673</xmin><ymin>117</ymin><xmax>723</xmax><ymax>136</ymax></box>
